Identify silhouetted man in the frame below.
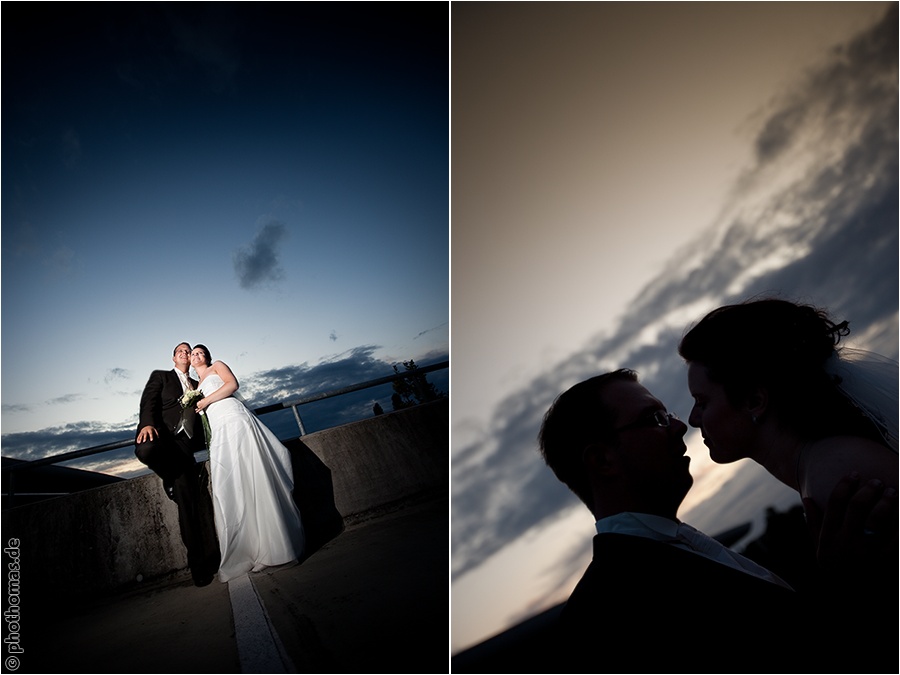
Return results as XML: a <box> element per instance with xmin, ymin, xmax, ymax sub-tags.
<box><xmin>538</xmin><ymin>369</ymin><xmax>799</xmax><ymax>671</ymax></box>
<box><xmin>135</xmin><ymin>342</ymin><xmax>219</xmax><ymax>586</ymax></box>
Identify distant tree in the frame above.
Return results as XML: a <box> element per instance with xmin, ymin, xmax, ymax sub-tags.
<box><xmin>392</xmin><ymin>359</ymin><xmax>442</xmax><ymax>408</ymax></box>
<box><xmin>373</xmin><ymin>402</ymin><xmax>384</xmax><ymax>416</ymax></box>
<box><xmin>391</xmin><ymin>393</ymin><xmax>408</xmax><ymax>412</ymax></box>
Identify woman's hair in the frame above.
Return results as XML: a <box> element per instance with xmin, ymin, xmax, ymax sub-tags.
<box><xmin>193</xmin><ymin>344</ymin><xmax>212</xmax><ymax>367</ymax></box>
<box><xmin>538</xmin><ymin>369</ymin><xmax>638</xmax><ymax>510</ymax></box>
<box><xmin>678</xmin><ymin>297</ymin><xmax>883</xmax><ymax>442</ymax></box>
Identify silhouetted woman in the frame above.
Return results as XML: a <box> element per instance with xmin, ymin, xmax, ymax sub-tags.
<box><xmin>679</xmin><ymin>297</ymin><xmax>896</xmax><ymax>603</ymax></box>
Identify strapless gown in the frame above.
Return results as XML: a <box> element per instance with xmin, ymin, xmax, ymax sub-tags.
<box><xmin>199</xmin><ymin>374</ymin><xmax>305</xmax><ymax>582</ymax></box>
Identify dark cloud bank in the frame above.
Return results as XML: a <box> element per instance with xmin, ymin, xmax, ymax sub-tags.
<box><xmin>452</xmin><ymin>6</ymin><xmax>898</xmax><ymax>585</ymax></box>
<box><xmin>2</xmin><ymin>346</ymin><xmax>448</xmax><ymax>476</ymax></box>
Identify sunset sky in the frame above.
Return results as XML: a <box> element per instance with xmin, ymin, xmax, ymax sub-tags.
<box><xmin>451</xmin><ymin>1</ymin><xmax>896</xmax><ymax>654</ymax></box>
<box><xmin>2</xmin><ymin>3</ymin><xmax>448</xmax><ymax>471</ymax></box>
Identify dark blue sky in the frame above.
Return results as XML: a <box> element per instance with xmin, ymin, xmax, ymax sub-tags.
<box><xmin>2</xmin><ymin>2</ymin><xmax>449</xmax><ymax>444</ymax></box>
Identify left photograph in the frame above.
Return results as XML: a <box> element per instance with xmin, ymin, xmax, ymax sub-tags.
<box><xmin>1</xmin><ymin>3</ymin><xmax>449</xmax><ymax>673</ymax></box>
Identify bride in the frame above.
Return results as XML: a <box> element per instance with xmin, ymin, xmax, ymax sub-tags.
<box><xmin>190</xmin><ymin>344</ymin><xmax>305</xmax><ymax>582</ymax></box>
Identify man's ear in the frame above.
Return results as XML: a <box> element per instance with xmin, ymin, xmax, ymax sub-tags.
<box><xmin>583</xmin><ymin>442</ymin><xmax>618</xmax><ymax>477</ymax></box>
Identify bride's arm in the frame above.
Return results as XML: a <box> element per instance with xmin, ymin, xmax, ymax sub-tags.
<box><xmin>196</xmin><ymin>361</ymin><xmax>239</xmax><ymax>410</ymax></box>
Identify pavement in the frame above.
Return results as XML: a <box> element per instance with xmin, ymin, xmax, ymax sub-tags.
<box><xmin>18</xmin><ymin>494</ymin><xmax>447</xmax><ymax>674</ymax></box>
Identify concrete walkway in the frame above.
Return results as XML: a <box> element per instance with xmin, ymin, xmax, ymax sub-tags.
<box><xmin>20</xmin><ymin>495</ymin><xmax>446</xmax><ymax>674</ymax></box>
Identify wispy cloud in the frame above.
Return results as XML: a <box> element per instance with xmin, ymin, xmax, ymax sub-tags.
<box><xmin>452</xmin><ymin>5</ymin><xmax>898</xmax><ymax>578</ymax></box>
<box><xmin>414</xmin><ymin>321</ymin><xmax>449</xmax><ymax>339</ymax></box>
<box><xmin>46</xmin><ymin>393</ymin><xmax>85</xmax><ymax>407</ymax></box>
<box><xmin>233</xmin><ymin>220</ymin><xmax>288</xmax><ymax>290</ymax></box>
<box><xmin>166</xmin><ymin>4</ymin><xmax>242</xmax><ymax>95</ymax></box>
<box><xmin>104</xmin><ymin>368</ymin><xmax>131</xmax><ymax>384</ymax></box>
<box><xmin>44</xmin><ymin>242</ymin><xmax>79</xmax><ymax>280</ymax></box>
<box><xmin>61</xmin><ymin>128</ymin><xmax>82</xmax><ymax>168</ymax></box>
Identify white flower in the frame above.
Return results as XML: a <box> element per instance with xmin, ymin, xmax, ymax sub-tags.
<box><xmin>180</xmin><ymin>389</ymin><xmax>204</xmax><ymax>408</ymax></box>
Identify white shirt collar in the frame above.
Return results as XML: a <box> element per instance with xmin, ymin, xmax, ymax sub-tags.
<box><xmin>595</xmin><ymin>511</ymin><xmax>793</xmax><ymax>590</ymax></box>
<box><xmin>596</xmin><ymin>511</ymin><xmax>679</xmax><ymax>539</ymax></box>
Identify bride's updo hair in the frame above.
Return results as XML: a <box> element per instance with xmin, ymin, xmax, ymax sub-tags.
<box><xmin>679</xmin><ymin>297</ymin><xmax>880</xmax><ymax>441</ymax></box>
<box><xmin>194</xmin><ymin>344</ymin><xmax>212</xmax><ymax>367</ymax></box>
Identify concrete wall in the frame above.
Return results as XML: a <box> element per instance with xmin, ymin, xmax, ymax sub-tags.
<box><xmin>300</xmin><ymin>398</ymin><xmax>447</xmax><ymax>519</ymax></box>
<box><xmin>4</xmin><ymin>399</ymin><xmax>447</xmax><ymax>603</ymax></box>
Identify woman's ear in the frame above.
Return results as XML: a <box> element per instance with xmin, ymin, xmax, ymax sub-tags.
<box><xmin>745</xmin><ymin>386</ymin><xmax>769</xmax><ymax>422</ymax></box>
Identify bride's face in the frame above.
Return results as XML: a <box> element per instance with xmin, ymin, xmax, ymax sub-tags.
<box><xmin>190</xmin><ymin>349</ymin><xmax>206</xmax><ymax>368</ymax></box>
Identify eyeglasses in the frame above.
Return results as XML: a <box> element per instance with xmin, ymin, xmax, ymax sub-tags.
<box><xmin>613</xmin><ymin>410</ymin><xmax>679</xmax><ymax>433</ymax></box>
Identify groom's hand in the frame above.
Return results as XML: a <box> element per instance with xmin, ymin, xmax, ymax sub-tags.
<box><xmin>137</xmin><ymin>425</ymin><xmax>158</xmax><ymax>444</ymax></box>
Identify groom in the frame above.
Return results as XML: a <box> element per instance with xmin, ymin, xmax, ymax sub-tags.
<box><xmin>538</xmin><ymin>369</ymin><xmax>800</xmax><ymax>671</ymax></box>
<box><xmin>135</xmin><ymin>342</ymin><xmax>220</xmax><ymax>586</ymax></box>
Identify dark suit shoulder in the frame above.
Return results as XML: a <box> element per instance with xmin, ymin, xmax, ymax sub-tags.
<box><xmin>558</xmin><ymin>534</ymin><xmax>798</xmax><ymax>670</ymax></box>
<box><xmin>585</xmin><ymin>532</ymin><xmax>793</xmax><ymax>593</ymax></box>
<box><xmin>142</xmin><ymin>369</ymin><xmax>174</xmax><ymax>385</ymax></box>
<box><xmin>563</xmin><ymin>533</ymin><xmax>795</xmax><ymax>626</ymax></box>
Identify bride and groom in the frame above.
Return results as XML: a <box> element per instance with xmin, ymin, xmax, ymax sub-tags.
<box><xmin>135</xmin><ymin>341</ymin><xmax>305</xmax><ymax>585</ymax></box>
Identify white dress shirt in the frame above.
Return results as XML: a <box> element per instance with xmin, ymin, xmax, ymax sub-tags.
<box><xmin>596</xmin><ymin>511</ymin><xmax>793</xmax><ymax>589</ymax></box>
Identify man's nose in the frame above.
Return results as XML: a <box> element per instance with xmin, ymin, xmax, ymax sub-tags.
<box><xmin>671</xmin><ymin>416</ymin><xmax>689</xmax><ymax>438</ymax></box>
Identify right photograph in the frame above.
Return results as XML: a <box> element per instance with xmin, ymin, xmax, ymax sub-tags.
<box><xmin>450</xmin><ymin>2</ymin><xmax>898</xmax><ymax>672</ymax></box>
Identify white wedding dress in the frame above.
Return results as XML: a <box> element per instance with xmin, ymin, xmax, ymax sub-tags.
<box><xmin>199</xmin><ymin>374</ymin><xmax>305</xmax><ymax>582</ymax></box>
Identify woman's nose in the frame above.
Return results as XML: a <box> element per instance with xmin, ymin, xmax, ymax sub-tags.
<box><xmin>687</xmin><ymin>407</ymin><xmax>701</xmax><ymax>428</ymax></box>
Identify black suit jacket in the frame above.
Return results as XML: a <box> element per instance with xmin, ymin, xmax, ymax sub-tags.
<box><xmin>136</xmin><ymin>369</ymin><xmax>204</xmax><ymax>452</ymax></box>
<box><xmin>558</xmin><ymin>533</ymin><xmax>800</xmax><ymax>673</ymax></box>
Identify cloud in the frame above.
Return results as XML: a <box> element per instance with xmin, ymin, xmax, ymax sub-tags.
<box><xmin>0</xmin><ymin>421</ymin><xmax>136</xmax><ymax>463</ymax></box>
<box><xmin>451</xmin><ymin>6</ymin><xmax>899</xmax><ymax>578</ymax></box>
<box><xmin>749</xmin><ymin>2</ymin><xmax>897</xmax><ymax>171</ymax></box>
<box><xmin>61</xmin><ymin>128</ymin><xmax>82</xmax><ymax>168</ymax></box>
<box><xmin>10</xmin><ymin>221</ymin><xmax>39</xmax><ymax>257</ymax></box>
<box><xmin>414</xmin><ymin>321</ymin><xmax>449</xmax><ymax>339</ymax></box>
<box><xmin>46</xmin><ymin>393</ymin><xmax>85</xmax><ymax>407</ymax></box>
<box><xmin>44</xmin><ymin>243</ymin><xmax>79</xmax><ymax>280</ymax></box>
<box><xmin>104</xmin><ymin>368</ymin><xmax>131</xmax><ymax>384</ymax></box>
<box><xmin>233</xmin><ymin>220</ymin><xmax>288</xmax><ymax>290</ymax></box>
<box><xmin>165</xmin><ymin>4</ymin><xmax>242</xmax><ymax>95</ymax></box>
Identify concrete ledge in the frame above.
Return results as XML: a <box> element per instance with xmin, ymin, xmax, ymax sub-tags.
<box><xmin>3</xmin><ymin>399</ymin><xmax>447</xmax><ymax>602</ymax></box>
<box><xmin>6</xmin><ymin>471</ymin><xmax>189</xmax><ymax>602</ymax></box>
<box><xmin>299</xmin><ymin>398</ymin><xmax>447</xmax><ymax>518</ymax></box>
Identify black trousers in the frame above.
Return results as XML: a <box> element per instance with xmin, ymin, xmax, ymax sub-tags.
<box><xmin>135</xmin><ymin>435</ymin><xmax>220</xmax><ymax>582</ymax></box>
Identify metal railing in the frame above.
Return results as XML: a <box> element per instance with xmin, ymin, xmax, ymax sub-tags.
<box><xmin>2</xmin><ymin>361</ymin><xmax>448</xmax><ymax>478</ymax></box>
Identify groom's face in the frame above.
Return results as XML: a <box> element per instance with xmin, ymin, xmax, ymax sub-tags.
<box><xmin>173</xmin><ymin>344</ymin><xmax>191</xmax><ymax>370</ymax></box>
<box><xmin>600</xmin><ymin>380</ymin><xmax>693</xmax><ymax>516</ymax></box>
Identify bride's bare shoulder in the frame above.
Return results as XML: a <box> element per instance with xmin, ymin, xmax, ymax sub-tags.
<box><xmin>211</xmin><ymin>360</ymin><xmax>237</xmax><ymax>377</ymax></box>
<box><xmin>806</xmin><ymin>436</ymin><xmax>897</xmax><ymax>500</ymax></box>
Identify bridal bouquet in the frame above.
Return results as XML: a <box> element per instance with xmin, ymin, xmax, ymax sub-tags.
<box><xmin>176</xmin><ymin>389</ymin><xmax>212</xmax><ymax>448</ymax></box>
